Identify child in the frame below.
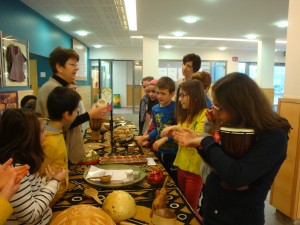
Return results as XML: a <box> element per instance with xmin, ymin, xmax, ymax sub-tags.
<box><xmin>0</xmin><ymin>108</ymin><xmax>67</xmax><ymax>224</ymax></box>
<box><xmin>142</xmin><ymin>79</ymin><xmax>159</xmax><ymax>135</ymax></box>
<box><xmin>136</xmin><ymin>77</ymin><xmax>178</xmax><ymax>183</ymax></box>
<box><xmin>192</xmin><ymin>71</ymin><xmax>212</xmax><ymax>109</ymax></box>
<box><xmin>0</xmin><ymin>158</ymin><xmax>29</xmax><ymax>224</ymax></box>
<box><xmin>39</xmin><ymin>86</ymin><xmax>80</xmax><ymax>206</ymax></box>
<box><xmin>138</xmin><ymin>76</ymin><xmax>154</xmax><ymax>135</ymax></box>
<box><xmin>161</xmin><ymin>79</ymin><xmax>207</xmax><ymax>219</ymax></box>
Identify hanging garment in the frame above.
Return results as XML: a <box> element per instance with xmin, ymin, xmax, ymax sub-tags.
<box><xmin>6</xmin><ymin>44</ymin><xmax>27</xmax><ymax>82</ymax></box>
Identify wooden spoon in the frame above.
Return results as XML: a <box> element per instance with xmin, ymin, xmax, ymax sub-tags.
<box><xmin>84</xmin><ymin>188</ymin><xmax>102</xmax><ymax>204</ymax></box>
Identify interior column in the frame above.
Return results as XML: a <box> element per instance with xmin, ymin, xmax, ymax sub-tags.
<box><xmin>142</xmin><ymin>35</ymin><xmax>159</xmax><ymax>78</ymax></box>
<box><xmin>257</xmin><ymin>38</ymin><xmax>275</xmax><ymax>104</ymax></box>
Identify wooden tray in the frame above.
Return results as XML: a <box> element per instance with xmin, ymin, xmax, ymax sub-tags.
<box><xmin>99</xmin><ymin>155</ymin><xmax>147</xmax><ymax>165</ymax></box>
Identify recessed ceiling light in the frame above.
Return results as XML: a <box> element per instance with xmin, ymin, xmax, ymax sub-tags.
<box><xmin>219</xmin><ymin>47</ymin><xmax>227</xmax><ymax>51</ymax></box>
<box><xmin>124</xmin><ymin>0</ymin><xmax>137</xmax><ymax>31</ymax></box>
<box><xmin>57</xmin><ymin>15</ymin><xmax>73</xmax><ymax>22</ymax></box>
<box><xmin>130</xmin><ymin>36</ymin><xmax>143</xmax><ymax>38</ymax></box>
<box><xmin>244</xmin><ymin>34</ymin><xmax>257</xmax><ymax>39</ymax></box>
<box><xmin>183</xmin><ymin>16</ymin><xmax>200</xmax><ymax>24</ymax></box>
<box><xmin>93</xmin><ymin>45</ymin><xmax>103</xmax><ymax>48</ymax></box>
<box><xmin>164</xmin><ymin>45</ymin><xmax>173</xmax><ymax>49</ymax></box>
<box><xmin>172</xmin><ymin>31</ymin><xmax>185</xmax><ymax>37</ymax></box>
<box><xmin>275</xmin><ymin>20</ymin><xmax>288</xmax><ymax>28</ymax></box>
<box><xmin>75</xmin><ymin>30</ymin><xmax>89</xmax><ymax>36</ymax></box>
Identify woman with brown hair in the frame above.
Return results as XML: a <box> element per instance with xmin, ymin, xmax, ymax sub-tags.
<box><xmin>173</xmin><ymin>72</ymin><xmax>291</xmax><ymax>225</ymax></box>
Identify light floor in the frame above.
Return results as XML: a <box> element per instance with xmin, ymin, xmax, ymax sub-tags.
<box><xmin>114</xmin><ymin>107</ymin><xmax>299</xmax><ymax>225</ymax></box>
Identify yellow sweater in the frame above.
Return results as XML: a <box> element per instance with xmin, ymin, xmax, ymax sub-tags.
<box><xmin>173</xmin><ymin>110</ymin><xmax>206</xmax><ymax>175</ymax></box>
<box><xmin>39</xmin><ymin>128</ymin><xmax>69</xmax><ymax>206</ymax></box>
<box><xmin>0</xmin><ymin>197</ymin><xmax>12</xmax><ymax>225</ymax></box>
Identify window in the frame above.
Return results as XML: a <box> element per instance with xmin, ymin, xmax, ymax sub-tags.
<box><xmin>238</xmin><ymin>62</ymin><xmax>285</xmax><ymax>106</ymax></box>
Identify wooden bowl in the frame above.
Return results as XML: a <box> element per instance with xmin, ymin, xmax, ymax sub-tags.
<box><xmin>99</xmin><ymin>175</ymin><xmax>112</xmax><ymax>183</ymax></box>
<box><xmin>152</xmin><ymin>208</ymin><xmax>176</xmax><ymax>225</ymax></box>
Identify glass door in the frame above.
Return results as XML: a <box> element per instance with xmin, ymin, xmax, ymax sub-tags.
<box><xmin>90</xmin><ymin>59</ymin><xmax>100</xmax><ymax>104</ymax></box>
<box><xmin>133</xmin><ymin>60</ymin><xmax>143</xmax><ymax>113</ymax></box>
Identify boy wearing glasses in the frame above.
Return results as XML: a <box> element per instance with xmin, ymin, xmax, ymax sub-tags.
<box><xmin>135</xmin><ymin>76</ymin><xmax>178</xmax><ymax>183</ymax></box>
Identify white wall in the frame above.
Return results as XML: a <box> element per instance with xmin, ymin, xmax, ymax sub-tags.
<box><xmin>112</xmin><ymin>61</ymin><xmax>127</xmax><ymax>107</ymax></box>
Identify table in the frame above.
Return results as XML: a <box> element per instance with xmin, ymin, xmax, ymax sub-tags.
<box><xmin>52</xmin><ymin>124</ymin><xmax>202</xmax><ymax>225</ymax></box>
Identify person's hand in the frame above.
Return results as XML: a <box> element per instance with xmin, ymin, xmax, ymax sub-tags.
<box><xmin>160</xmin><ymin>126</ymin><xmax>180</xmax><ymax>137</ymax></box>
<box><xmin>45</xmin><ymin>165</ymin><xmax>68</xmax><ymax>184</ymax></box>
<box><xmin>206</xmin><ymin>109</ymin><xmax>216</xmax><ymax>122</ymax></box>
<box><xmin>173</xmin><ymin>128</ymin><xmax>203</xmax><ymax>148</ymax></box>
<box><xmin>134</xmin><ymin>135</ymin><xmax>149</xmax><ymax>147</ymax></box>
<box><xmin>0</xmin><ymin>170</ymin><xmax>21</xmax><ymax>201</ymax></box>
<box><xmin>152</xmin><ymin>137</ymin><xmax>167</xmax><ymax>151</ymax></box>
<box><xmin>0</xmin><ymin>158</ymin><xmax>29</xmax><ymax>190</ymax></box>
<box><xmin>88</xmin><ymin>104</ymin><xmax>108</xmax><ymax>119</ymax></box>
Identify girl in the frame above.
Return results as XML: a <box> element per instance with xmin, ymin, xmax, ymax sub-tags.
<box><xmin>142</xmin><ymin>79</ymin><xmax>159</xmax><ymax>135</ymax></box>
<box><xmin>0</xmin><ymin>108</ymin><xmax>67</xmax><ymax>225</ymax></box>
<box><xmin>174</xmin><ymin>73</ymin><xmax>291</xmax><ymax>225</ymax></box>
<box><xmin>161</xmin><ymin>79</ymin><xmax>207</xmax><ymax>218</ymax></box>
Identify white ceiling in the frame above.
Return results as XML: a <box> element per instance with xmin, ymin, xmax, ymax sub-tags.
<box><xmin>21</xmin><ymin>0</ymin><xmax>288</xmax><ymax>52</ymax></box>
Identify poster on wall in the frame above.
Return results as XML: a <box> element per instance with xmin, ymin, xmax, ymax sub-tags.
<box><xmin>72</xmin><ymin>38</ymin><xmax>87</xmax><ymax>81</ymax></box>
<box><xmin>0</xmin><ymin>32</ymin><xmax>29</xmax><ymax>87</ymax></box>
<box><xmin>0</xmin><ymin>91</ymin><xmax>18</xmax><ymax>116</ymax></box>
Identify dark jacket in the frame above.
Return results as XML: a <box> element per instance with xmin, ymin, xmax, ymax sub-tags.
<box><xmin>199</xmin><ymin>129</ymin><xmax>288</xmax><ymax>225</ymax></box>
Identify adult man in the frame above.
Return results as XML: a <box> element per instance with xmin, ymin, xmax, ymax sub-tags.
<box><xmin>36</xmin><ymin>47</ymin><xmax>107</xmax><ymax>163</ymax></box>
<box><xmin>175</xmin><ymin>53</ymin><xmax>201</xmax><ymax>91</ymax></box>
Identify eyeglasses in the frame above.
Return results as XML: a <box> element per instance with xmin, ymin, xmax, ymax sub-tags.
<box><xmin>178</xmin><ymin>93</ymin><xmax>189</xmax><ymax>99</ymax></box>
<box><xmin>212</xmin><ymin>104</ymin><xmax>223</xmax><ymax>113</ymax></box>
<box><xmin>67</xmin><ymin>63</ymin><xmax>79</xmax><ymax>67</ymax></box>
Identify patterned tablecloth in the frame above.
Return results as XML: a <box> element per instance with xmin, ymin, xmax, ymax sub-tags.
<box><xmin>52</xmin><ymin>124</ymin><xmax>202</xmax><ymax>225</ymax></box>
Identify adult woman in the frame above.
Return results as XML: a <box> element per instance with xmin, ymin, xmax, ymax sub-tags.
<box><xmin>174</xmin><ymin>72</ymin><xmax>291</xmax><ymax>225</ymax></box>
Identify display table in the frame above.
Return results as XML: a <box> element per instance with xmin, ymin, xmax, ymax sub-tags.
<box><xmin>51</xmin><ymin>122</ymin><xmax>202</xmax><ymax>225</ymax></box>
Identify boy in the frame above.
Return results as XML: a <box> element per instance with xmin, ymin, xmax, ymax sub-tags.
<box><xmin>39</xmin><ymin>86</ymin><xmax>81</xmax><ymax>206</ymax></box>
<box><xmin>136</xmin><ymin>77</ymin><xmax>178</xmax><ymax>183</ymax></box>
<box><xmin>139</xmin><ymin>76</ymin><xmax>154</xmax><ymax>135</ymax></box>
<box><xmin>192</xmin><ymin>71</ymin><xmax>212</xmax><ymax>109</ymax></box>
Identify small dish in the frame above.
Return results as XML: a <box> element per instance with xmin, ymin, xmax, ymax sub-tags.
<box><xmin>99</xmin><ymin>175</ymin><xmax>112</xmax><ymax>183</ymax></box>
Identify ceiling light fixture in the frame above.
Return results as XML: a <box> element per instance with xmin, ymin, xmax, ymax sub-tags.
<box><xmin>275</xmin><ymin>20</ymin><xmax>288</xmax><ymax>28</ymax></box>
<box><xmin>172</xmin><ymin>31</ymin><xmax>186</xmax><ymax>37</ymax></box>
<box><xmin>163</xmin><ymin>45</ymin><xmax>173</xmax><ymax>49</ymax></box>
<box><xmin>130</xmin><ymin>35</ymin><xmax>286</xmax><ymax>44</ymax></box>
<box><xmin>75</xmin><ymin>30</ymin><xmax>89</xmax><ymax>36</ymax></box>
<box><xmin>57</xmin><ymin>15</ymin><xmax>73</xmax><ymax>22</ymax></box>
<box><xmin>159</xmin><ymin>36</ymin><xmax>258</xmax><ymax>42</ymax></box>
<box><xmin>219</xmin><ymin>47</ymin><xmax>227</xmax><ymax>51</ymax></box>
<box><xmin>93</xmin><ymin>45</ymin><xmax>103</xmax><ymax>48</ymax></box>
<box><xmin>244</xmin><ymin>34</ymin><xmax>257</xmax><ymax>40</ymax></box>
<box><xmin>131</xmin><ymin>36</ymin><xmax>143</xmax><ymax>38</ymax></box>
<box><xmin>124</xmin><ymin>0</ymin><xmax>137</xmax><ymax>31</ymax></box>
<box><xmin>183</xmin><ymin>16</ymin><xmax>200</xmax><ymax>24</ymax></box>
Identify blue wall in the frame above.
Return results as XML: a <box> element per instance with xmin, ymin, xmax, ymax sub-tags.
<box><xmin>0</xmin><ymin>0</ymin><xmax>90</xmax><ymax>91</ymax></box>
<box><xmin>0</xmin><ymin>0</ymin><xmax>71</xmax><ymax>56</ymax></box>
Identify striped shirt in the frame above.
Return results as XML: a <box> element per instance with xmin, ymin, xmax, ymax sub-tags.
<box><xmin>4</xmin><ymin>171</ymin><xmax>59</xmax><ymax>225</ymax></box>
